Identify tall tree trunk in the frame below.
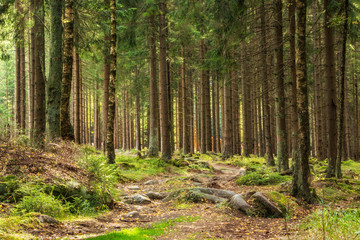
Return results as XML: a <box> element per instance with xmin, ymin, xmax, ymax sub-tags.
<box><xmin>242</xmin><ymin>47</ymin><xmax>252</xmax><ymax>156</ymax></box>
<box><xmin>47</xmin><ymin>0</ymin><xmax>63</xmax><ymax>139</ymax></box>
<box><xmin>103</xmin><ymin>36</ymin><xmax>110</xmax><ymax>151</ymax></box>
<box><xmin>135</xmin><ymin>67</ymin><xmax>141</xmax><ymax>151</ymax></box>
<box><xmin>336</xmin><ymin>0</ymin><xmax>349</xmax><ymax>178</ymax></box>
<box><xmin>274</xmin><ymin>0</ymin><xmax>289</xmax><ymax>171</ymax></box>
<box><xmin>215</xmin><ymin>78</ymin><xmax>221</xmax><ymax>153</ymax></box>
<box><xmin>324</xmin><ymin>0</ymin><xmax>337</xmax><ymax>178</ymax></box>
<box><xmin>200</xmin><ymin>39</ymin><xmax>206</xmax><ymax>154</ymax></box>
<box><xmin>74</xmin><ymin>50</ymin><xmax>81</xmax><ymax>144</ymax></box>
<box><xmin>291</xmin><ymin>0</ymin><xmax>312</xmax><ymax>202</ymax></box>
<box><xmin>29</xmin><ymin>0</ymin><xmax>35</xmax><ymax>139</ymax></box>
<box><xmin>182</xmin><ymin>47</ymin><xmax>190</xmax><ymax>155</ymax></box>
<box><xmin>61</xmin><ymin>0</ymin><xmax>74</xmax><ymax>140</ymax></box>
<box><xmin>177</xmin><ymin>71</ymin><xmax>183</xmax><ymax>150</ymax></box>
<box><xmin>260</xmin><ymin>0</ymin><xmax>274</xmax><ymax>165</ymax></box>
<box><xmin>34</xmin><ymin>0</ymin><xmax>46</xmax><ymax>146</ymax></box>
<box><xmin>106</xmin><ymin>0</ymin><xmax>117</xmax><ymax>163</ymax></box>
<box><xmin>289</xmin><ymin>0</ymin><xmax>298</xmax><ymax>163</ymax></box>
<box><xmin>159</xmin><ymin>0</ymin><xmax>171</xmax><ymax>160</ymax></box>
<box><xmin>148</xmin><ymin>12</ymin><xmax>159</xmax><ymax>157</ymax></box>
<box><xmin>222</xmin><ymin>75</ymin><xmax>233</xmax><ymax>159</ymax></box>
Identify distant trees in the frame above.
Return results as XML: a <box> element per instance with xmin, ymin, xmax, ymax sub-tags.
<box><xmin>2</xmin><ymin>0</ymin><xmax>360</xmax><ymax>196</ymax></box>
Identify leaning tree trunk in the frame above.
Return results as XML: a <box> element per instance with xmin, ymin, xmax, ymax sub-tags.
<box><xmin>274</xmin><ymin>0</ymin><xmax>289</xmax><ymax>171</ymax></box>
<box><xmin>34</xmin><ymin>0</ymin><xmax>46</xmax><ymax>147</ymax></box>
<box><xmin>61</xmin><ymin>0</ymin><xmax>75</xmax><ymax>140</ymax></box>
<box><xmin>291</xmin><ymin>0</ymin><xmax>312</xmax><ymax>202</ymax></box>
<box><xmin>324</xmin><ymin>0</ymin><xmax>337</xmax><ymax>178</ymax></box>
<box><xmin>106</xmin><ymin>0</ymin><xmax>117</xmax><ymax>163</ymax></box>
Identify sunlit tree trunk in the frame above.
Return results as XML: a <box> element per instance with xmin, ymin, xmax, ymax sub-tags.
<box><xmin>34</xmin><ymin>0</ymin><xmax>46</xmax><ymax>146</ymax></box>
<box><xmin>106</xmin><ymin>0</ymin><xmax>117</xmax><ymax>163</ymax></box>
<box><xmin>61</xmin><ymin>0</ymin><xmax>75</xmax><ymax>140</ymax></box>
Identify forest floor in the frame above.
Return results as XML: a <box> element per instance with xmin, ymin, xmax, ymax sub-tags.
<box><xmin>1</xmin><ymin>140</ymin><xmax>360</xmax><ymax>240</ymax></box>
<box><xmin>25</xmin><ymin>160</ymin><xmax>308</xmax><ymax>240</ymax></box>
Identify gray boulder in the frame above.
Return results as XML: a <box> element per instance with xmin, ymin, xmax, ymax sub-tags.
<box><xmin>124</xmin><ymin>194</ymin><xmax>151</xmax><ymax>205</ymax></box>
<box><xmin>229</xmin><ymin>194</ymin><xmax>252</xmax><ymax>214</ymax></box>
<box><xmin>127</xmin><ymin>186</ymin><xmax>141</xmax><ymax>191</ymax></box>
<box><xmin>145</xmin><ymin>191</ymin><xmax>167</xmax><ymax>200</ymax></box>
<box><xmin>193</xmin><ymin>187</ymin><xmax>236</xmax><ymax>199</ymax></box>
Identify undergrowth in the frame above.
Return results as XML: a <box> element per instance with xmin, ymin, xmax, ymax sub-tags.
<box><xmin>236</xmin><ymin>168</ymin><xmax>291</xmax><ymax>186</ymax></box>
<box><xmin>301</xmin><ymin>208</ymin><xmax>360</xmax><ymax>239</ymax></box>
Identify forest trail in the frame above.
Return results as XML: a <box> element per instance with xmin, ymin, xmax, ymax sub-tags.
<box><xmin>26</xmin><ymin>157</ymin><xmax>305</xmax><ymax>240</ymax></box>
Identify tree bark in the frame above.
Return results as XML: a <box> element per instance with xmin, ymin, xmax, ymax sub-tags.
<box><xmin>291</xmin><ymin>0</ymin><xmax>312</xmax><ymax>202</ymax></box>
<box><xmin>274</xmin><ymin>0</ymin><xmax>289</xmax><ymax>171</ymax></box>
<box><xmin>106</xmin><ymin>0</ymin><xmax>117</xmax><ymax>163</ymax></box>
<box><xmin>324</xmin><ymin>0</ymin><xmax>338</xmax><ymax>178</ymax></box>
<box><xmin>47</xmin><ymin>0</ymin><xmax>63</xmax><ymax>139</ymax></box>
<box><xmin>34</xmin><ymin>0</ymin><xmax>46</xmax><ymax>146</ymax></box>
<box><xmin>159</xmin><ymin>0</ymin><xmax>171</xmax><ymax>160</ymax></box>
<box><xmin>61</xmin><ymin>0</ymin><xmax>75</xmax><ymax>140</ymax></box>
<box><xmin>182</xmin><ymin>47</ymin><xmax>190</xmax><ymax>155</ymax></box>
<box><xmin>260</xmin><ymin>0</ymin><xmax>274</xmax><ymax>165</ymax></box>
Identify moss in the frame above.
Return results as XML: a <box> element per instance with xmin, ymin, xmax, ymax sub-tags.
<box><xmin>264</xmin><ymin>191</ymin><xmax>299</xmax><ymax>216</ymax></box>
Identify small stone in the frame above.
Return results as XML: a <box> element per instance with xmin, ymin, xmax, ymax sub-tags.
<box><xmin>37</xmin><ymin>215</ymin><xmax>59</xmax><ymax>224</ymax></box>
<box><xmin>125</xmin><ymin>211</ymin><xmax>140</xmax><ymax>218</ymax></box>
<box><xmin>128</xmin><ymin>186</ymin><xmax>141</xmax><ymax>191</ymax></box>
<box><xmin>144</xmin><ymin>180</ymin><xmax>160</xmax><ymax>185</ymax></box>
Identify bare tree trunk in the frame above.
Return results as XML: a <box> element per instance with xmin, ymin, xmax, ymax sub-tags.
<box><xmin>34</xmin><ymin>0</ymin><xmax>46</xmax><ymax>146</ymax></box>
<box><xmin>159</xmin><ymin>0</ymin><xmax>171</xmax><ymax>160</ymax></box>
<box><xmin>274</xmin><ymin>0</ymin><xmax>289</xmax><ymax>171</ymax></box>
<box><xmin>61</xmin><ymin>0</ymin><xmax>75</xmax><ymax>140</ymax></box>
<box><xmin>182</xmin><ymin>47</ymin><xmax>190</xmax><ymax>155</ymax></box>
<box><xmin>260</xmin><ymin>0</ymin><xmax>274</xmax><ymax>165</ymax></box>
<box><xmin>324</xmin><ymin>0</ymin><xmax>338</xmax><ymax>178</ymax></box>
<box><xmin>106</xmin><ymin>0</ymin><xmax>117</xmax><ymax>163</ymax></box>
<box><xmin>222</xmin><ymin>75</ymin><xmax>233</xmax><ymax>159</ymax></box>
<box><xmin>291</xmin><ymin>0</ymin><xmax>312</xmax><ymax>202</ymax></box>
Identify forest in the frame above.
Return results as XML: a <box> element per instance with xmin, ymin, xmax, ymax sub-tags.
<box><xmin>0</xmin><ymin>0</ymin><xmax>360</xmax><ymax>239</ymax></box>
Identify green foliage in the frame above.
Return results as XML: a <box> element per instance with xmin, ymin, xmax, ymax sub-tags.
<box><xmin>301</xmin><ymin>208</ymin><xmax>360</xmax><ymax>240</ymax></box>
<box><xmin>265</xmin><ymin>191</ymin><xmax>299</xmax><ymax>217</ymax></box>
<box><xmin>0</xmin><ymin>213</ymin><xmax>40</xmax><ymax>239</ymax></box>
<box><xmin>116</xmin><ymin>155</ymin><xmax>175</xmax><ymax>182</ymax></box>
<box><xmin>236</xmin><ymin>169</ymin><xmax>291</xmax><ymax>186</ymax></box>
<box><xmin>15</xmin><ymin>192</ymin><xmax>68</xmax><ymax>218</ymax></box>
<box><xmin>0</xmin><ymin>175</ymin><xmax>19</xmax><ymax>202</ymax></box>
<box><xmin>78</xmin><ymin>153</ymin><xmax>119</xmax><ymax>208</ymax></box>
<box><xmin>87</xmin><ymin>216</ymin><xmax>200</xmax><ymax>240</ymax></box>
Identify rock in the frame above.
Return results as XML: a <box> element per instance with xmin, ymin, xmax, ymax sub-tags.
<box><xmin>127</xmin><ymin>186</ymin><xmax>141</xmax><ymax>191</ymax></box>
<box><xmin>190</xmin><ymin>176</ymin><xmax>203</xmax><ymax>183</ymax></box>
<box><xmin>144</xmin><ymin>180</ymin><xmax>161</xmax><ymax>185</ymax></box>
<box><xmin>237</xmin><ymin>168</ymin><xmax>246</xmax><ymax>176</ymax></box>
<box><xmin>37</xmin><ymin>215</ymin><xmax>59</xmax><ymax>224</ymax></box>
<box><xmin>193</xmin><ymin>182</ymin><xmax>204</xmax><ymax>187</ymax></box>
<box><xmin>124</xmin><ymin>194</ymin><xmax>151</xmax><ymax>205</ymax></box>
<box><xmin>229</xmin><ymin>194</ymin><xmax>252</xmax><ymax>214</ymax></box>
<box><xmin>145</xmin><ymin>191</ymin><xmax>167</xmax><ymax>200</ymax></box>
<box><xmin>193</xmin><ymin>188</ymin><xmax>236</xmax><ymax>199</ymax></box>
<box><xmin>185</xmin><ymin>189</ymin><xmax>226</xmax><ymax>203</ymax></box>
<box><xmin>252</xmin><ymin>192</ymin><xmax>283</xmax><ymax>218</ymax></box>
<box><xmin>125</xmin><ymin>211</ymin><xmax>140</xmax><ymax>218</ymax></box>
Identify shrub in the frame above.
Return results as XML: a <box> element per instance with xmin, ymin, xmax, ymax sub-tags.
<box><xmin>15</xmin><ymin>191</ymin><xmax>67</xmax><ymax>218</ymax></box>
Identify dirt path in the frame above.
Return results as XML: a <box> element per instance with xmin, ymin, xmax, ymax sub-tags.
<box><xmin>27</xmin><ymin>161</ymin><xmax>306</xmax><ymax>240</ymax></box>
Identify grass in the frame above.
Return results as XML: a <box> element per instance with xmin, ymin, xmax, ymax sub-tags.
<box><xmin>236</xmin><ymin>169</ymin><xmax>291</xmax><ymax>186</ymax></box>
<box><xmin>301</xmin><ymin>208</ymin><xmax>360</xmax><ymax>240</ymax></box>
<box><xmin>86</xmin><ymin>216</ymin><xmax>200</xmax><ymax>240</ymax></box>
<box><xmin>0</xmin><ymin>213</ymin><xmax>40</xmax><ymax>240</ymax></box>
<box><xmin>116</xmin><ymin>155</ymin><xmax>184</xmax><ymax>182</ymax></box>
